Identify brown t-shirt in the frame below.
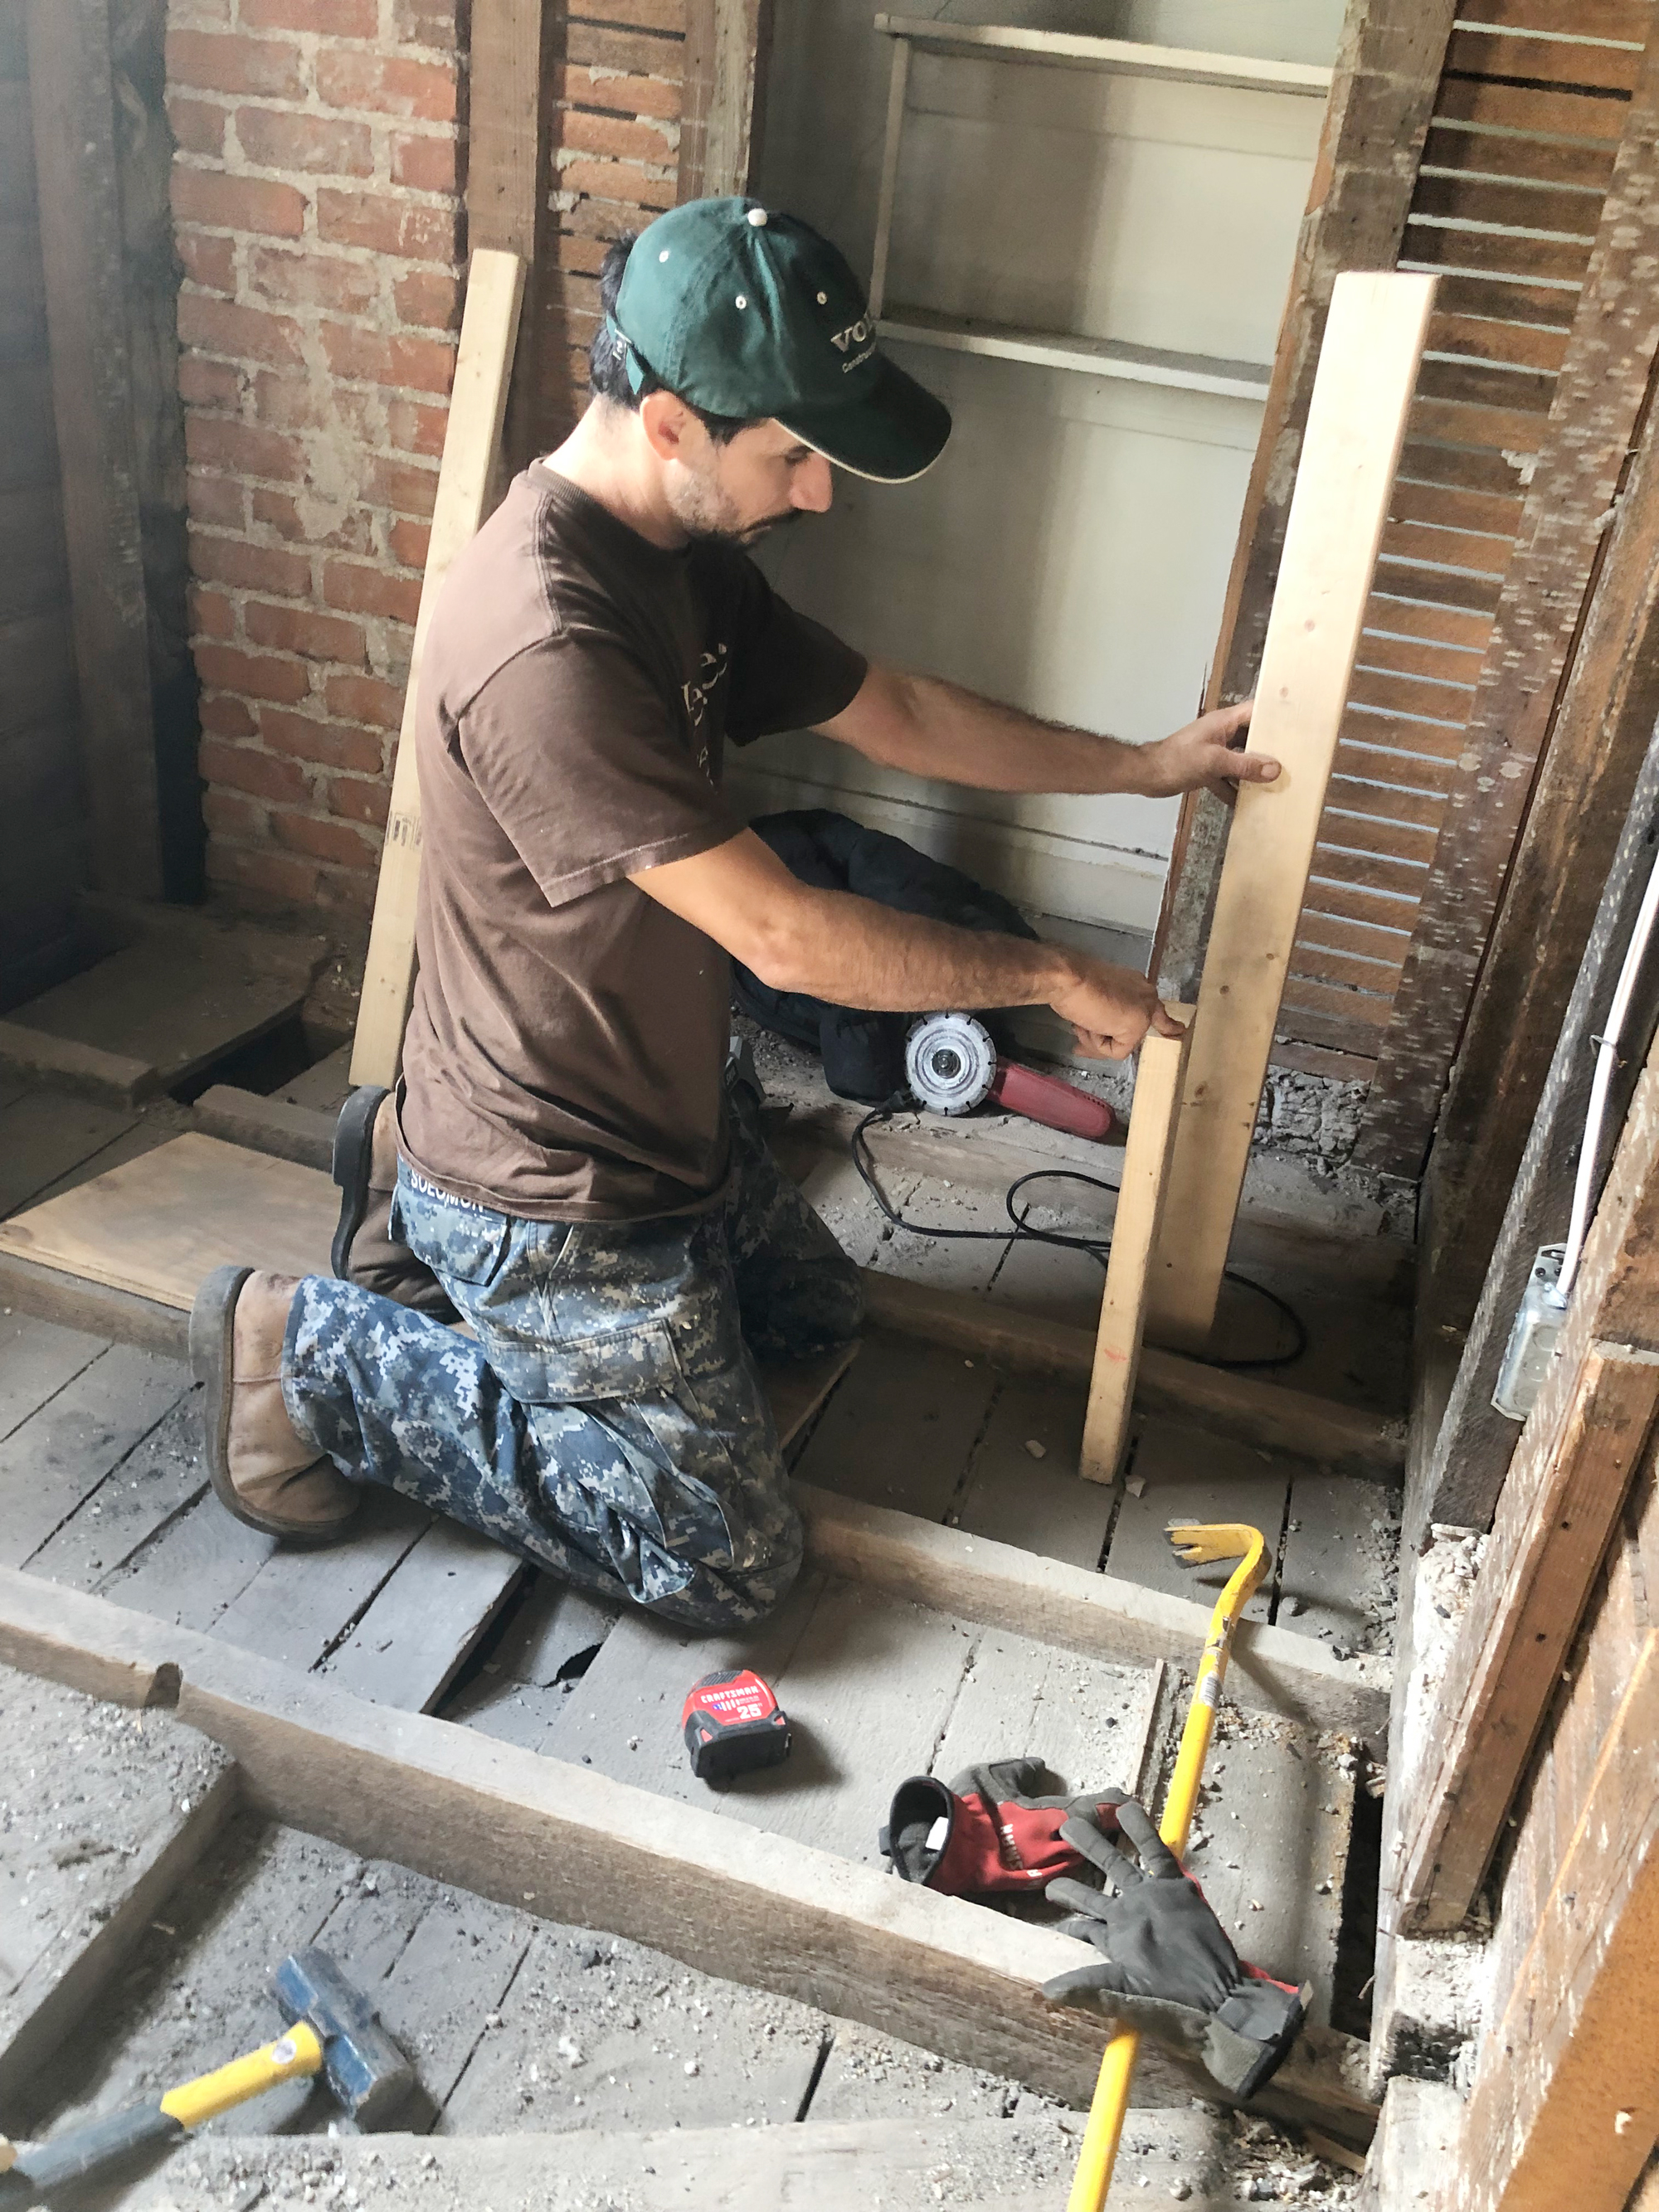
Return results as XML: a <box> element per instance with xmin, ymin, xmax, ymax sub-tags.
<box><xmin>398</xmin><ymin>464</ymin><xmax>866</xmax><ymax>1221</ymax></box>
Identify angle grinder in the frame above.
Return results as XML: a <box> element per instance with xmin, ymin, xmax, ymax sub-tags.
<box><xmin>904</xmin><ymin>1012</ymin><xmax>1116</xmax><ymax>1141</ymax></box>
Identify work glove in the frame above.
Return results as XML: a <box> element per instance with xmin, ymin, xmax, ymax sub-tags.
<box><xmin>1042</xmin><ymin>1797</ymin><xmax>1307</xmax><ymax>2101</ymax></box>
<box><xmin>880</xmin><ymin>1760</ymin><xmax>1131</xmax><ymax>1895</ymax></box>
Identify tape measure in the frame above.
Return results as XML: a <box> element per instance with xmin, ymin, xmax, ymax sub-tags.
<box><xmin>681</xmin><ymin>1668</ymin><xmax>791</xmax><ymax>1783</ymax></box>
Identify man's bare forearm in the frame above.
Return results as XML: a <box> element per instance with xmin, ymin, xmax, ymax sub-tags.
<box><xmin>829</xmin><ymin>668</ymin><xmax>1149</xmax><ymax>794</ymax></box>
<box><xmin>757</xmin><ymin>882</ymin><xmax>1075</xmax><ymax>1010</ymax></box>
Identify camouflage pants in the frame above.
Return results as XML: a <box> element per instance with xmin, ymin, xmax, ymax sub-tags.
<box><xmin>282</xmin><ymin>1088</ymin><xmax>863</xmax><ymax>1628</ymax></box>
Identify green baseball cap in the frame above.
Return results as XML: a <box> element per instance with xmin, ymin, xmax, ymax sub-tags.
<box><xmin>611</xmin><ymin>197</ymin><xmax>951</xmax><ymax>484</ymax></box>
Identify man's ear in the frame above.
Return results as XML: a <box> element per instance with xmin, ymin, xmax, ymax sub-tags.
<box><xmin>639</xmin><ymin>388</ymin><xmax>693</xmax><ymax>463</ymax></box>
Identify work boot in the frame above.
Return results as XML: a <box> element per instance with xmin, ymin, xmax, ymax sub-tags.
<box><xmin>190</xmin><ymin>1266</ymin><xmax>361</xmax><ymax>1541</ymax></box>
<box><xmin>330</xmin><ymin>1084</ymin><xmax>456</xmax><ymax>1320</ymax></box>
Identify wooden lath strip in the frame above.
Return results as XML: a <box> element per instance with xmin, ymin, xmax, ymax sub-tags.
<box><xmin>1455</xmin><ymin>0</ymin><xmax>1650</xmax><ymax>37</ymax></box>
<box><xmin>1419</xmin><ymin>123</ymin><xmax>1619</xmax><ymax>190</ymax></box>
<box><xmin>1443</xmin><ymin>27</ymin><xmax>1644</xmax><ymax>93</ymax></box>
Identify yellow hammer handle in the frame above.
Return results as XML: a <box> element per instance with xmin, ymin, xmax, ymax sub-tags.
<box><xmin>1066</xmin><ymin>1530</ymin><xmax>1267</xmax><ymax>2212</ymax></box>
<box><xmin>160</xmin><ymin>2019</ymin><xmax>324</xmax><ymax>2130</ymax></box>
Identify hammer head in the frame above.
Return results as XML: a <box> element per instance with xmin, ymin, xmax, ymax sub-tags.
<box><xmin>272</xmin><ymin>1947</ymin><xmax>414</xmax><ymax>2129</ymax></box>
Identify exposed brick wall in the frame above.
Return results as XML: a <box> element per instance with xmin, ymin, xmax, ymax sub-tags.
<box><xmin>166</xmin><ymin>0</ymin><xmax>684</xmax><ymax>930</ymax></box>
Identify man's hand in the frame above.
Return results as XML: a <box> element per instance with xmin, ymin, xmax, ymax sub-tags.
<box><xmin>1049</xmin><ymin>959</ymin><xmax>1186</xmax><ymax>1061</ymax></box>
<box><xmin>1138</xmin><ymin>701</ymin><xmax>1277</xmax><ymax>803</ymax></box>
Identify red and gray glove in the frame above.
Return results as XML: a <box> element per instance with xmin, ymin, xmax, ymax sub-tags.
<box><xmin>1042</xmin><ymin>1797</ymin><xmax>1308</xmax><ymax>2101</ymax></box>
<box><xmin>880</xmin><ymin>1761</ymin><xmax>1131</xmax><ymax>1895</ymax></box>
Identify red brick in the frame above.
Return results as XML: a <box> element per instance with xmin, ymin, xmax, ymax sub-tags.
<box><xmin>198</xmin><ymin>690</ymin><xmax>260</xmax><ymax>738</ymax></box>
<box><xmin>387</xmin><ymin>516</ymin><xmax>430</xmax><ymax>568</ymax></box>
<box><xmin>260</xmin><ymin>707</ymin><xmax>385</xmax><ymax>773</ymax></box>
<box><xmin>178</xmin><ymin>355</ymin><xmax>241</xmax><ymax>410</ymax></box>
<box><xmin>557</xmin><ymin>154</ymin><xmax>674</xmax><ymax>211</ymax></box>
<box><xmin>190</xmin><ymin>585</ymin><xmax>237</xmax><ymax>638</ymax></box>
<box><xmin>186</xmin><ymin>415</ymin><xmax>305</xmax><ymax>484</ymax></box>
<box><xmin>322</xmin><ymin>558</ymin><xmax>421</xmax><ymax>625</ymax></box>
<box><xmin>167</xmin><ymin>94</ymin><xmax>229</xmax><ymax>158</ymax></box>
<box><xmin>202</xmin><ymin>788</ymin><xmax>265</xmax><ymax>840</ymax></box>
<box><xmin>209</xmin><ymin>841</ymin><xmax>321</xmax><ymax>904</ymax></box>
<box><xmin>389</xmin><ymin>129</ymin><xmax>460</xmax><ymax>192</ymax></box>
<box><xmin>252</xmin><ymin>489</ymin><xmax>375</xmax><ymax>552</ymax></box>
<box><xmin>177</xmin><ymin>230</ymin><xmax>237</xmax><ymax>293</ymax></box>
<box><xmin>327</xmin><ymin>773</ymin><xmax>392</xmax><ymax>826</ymax></box>
<box><xmin>324</xmin><ymin>670</ymin><xmax>405</xmax><ymax>728</ymax></box>
<box><xmin>200</xmin><ymin>734</ymin><xmax>311</xmax><ymax>799</ymax></box>
<box><xmin>191</xmin><ymin>530</ymin><xmax>311</xmax><ymax>598</ymax></box>
<box><xmin>362</xmin><ymin>455</ymin><xmax>439</xmax><ymax>517</ymax></box>
<box><xmin>392</xmin><ymin>266</ymin><xmax>462</xmax><ymax>331</ymax></box>
<box><xmin>315</xmin><ymin>49</ymin><xmax>458</xmax><ymax>120</ymax></box>
<box><xmin>246</xmin><ymin>599</ymin><xmax>367</xmax><ymax>665</ymax></box>
<box><xmin>391</xmin><ymin>0</ymin><xmax>463</xmax><ymax>44</ymax></box>
<box><xmin>559</xmin><ymin>108</ymin><xmax>674</xmax><ymax>164</ymax></box>
<box><xmin>384</xmin><ymin>396</ymin><xmax>448</xmax><ymax>457</ymax></box>
<box><xmin>248</xmin><ymin>245</ymin><xmax>379</xmax><ymax>316</ymax></box>
<box><xmin>250</xmin><ymin>369</ymin><xmax>327</xmax><ymax>431</ymax></box>
<box><xmin>271</xmin><ymin>806</ymin><xmax>378</xmax><ymax>868</ymax></box>
<box><xmin>320</xmin><ymin>321</ymin><xmax>456</xmax><ymax>395</ymax></box>
<box><xmin>196</xmin><ymin>645</ymin><xmax>314</xmax><ymax>705</ymax></box>
<box><xmin>555</xmin><ymin>64</ymin><xmax>682</xmax><ymax>123</ymax></box>
<box><xmin>173</xmin><ymin>0</ymin><xmax>234</xmax><ymax>24</ymax></box>
<box><xmin>553</xmin><ymin>233</ymin><xmax>609</xmax><ymax>276</ymax></box>
<box><xmin>187</xmin><ymin>468</ymin><xmax>248</xmax><ymax>530</ymax></box>
<box><xmin>165</xmin><ymin>28</ymin><xmax>305</xmax><ymax>99</ymax></box>
<box><xmin>178</xmin><ymin>291</ymin><xmax>304</xmax><ymax>368</ymax></box>
<box><xmin>235</xmin><ymin>106</ymin><xmax>375</xmax><ymax>178</ymax></box>
<box><xmin>242</xmin><ymin>0</ymin><xmax>377</xmax><ymax>33</ymax></box>
<box><xmin>315</xmin><ymin>188</ymin><xmax>460</xmax><ymax>263</ymax></box>
<box><xmin>172</xmin><ymin>167</ymin><xmax>306</xmax><ymax>240</ymax></box>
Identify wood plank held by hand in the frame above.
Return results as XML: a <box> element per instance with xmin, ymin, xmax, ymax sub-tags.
<box><xmin>1394</xmin><ymin>1340</ymin><xmax>1659</xmax><ymax>1937</ymax></box>
<box><xmin>1146</xmin><ymin>271</ymin><xmax>1436</xmax><ymax>1355</ymax></box>
<box><xmin>1079</xmin><ymin>1011</ymin><xmax>1192</xmax><ymax>1485</ymax></box>
<box><xmin>349</xmin><ymin>250</ymin><xmax>526</xmax><ymax>1091</ymax></box>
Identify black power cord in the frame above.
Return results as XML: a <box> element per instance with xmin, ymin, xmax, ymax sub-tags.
<box><xmin>851</xmin><ymin>1096</ymin><xmax>1309</xmax><ymax>1373</ymax></box>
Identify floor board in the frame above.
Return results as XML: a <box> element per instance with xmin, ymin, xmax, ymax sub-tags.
<box><xmin>1107</xmin><ymin>1421</ymin><xmax>1291</xmax><ymax>1626</ymax></box>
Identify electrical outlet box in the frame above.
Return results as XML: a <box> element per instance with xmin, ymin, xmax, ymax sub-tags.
<box><xmin>1492</xmin><ymin>1243</ymin><xmax>1567</xmax><ymax>1422</ymax></box>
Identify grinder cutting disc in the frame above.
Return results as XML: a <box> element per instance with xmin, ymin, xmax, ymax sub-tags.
<box><xmin>906</xmin><ymin>1012</ymin><xmax>997</xmax><ymax>1115</ymax></box>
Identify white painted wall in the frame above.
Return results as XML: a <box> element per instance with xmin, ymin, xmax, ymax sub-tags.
<box><xmin>742</xmin><ymin>0</ymin><xmax>1340</xmax><ymax>936</ymax></box>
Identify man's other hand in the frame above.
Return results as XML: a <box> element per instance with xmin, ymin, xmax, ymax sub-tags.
<box><xmin>1141</xmin><ymin>701</ymin><xmax>1277</xmax><ymax>803</ymax></box>
<box><xmin>1050</xmin><ymin>961</ymin><xmax>1186</xmax><ymax>1061</ymax></box>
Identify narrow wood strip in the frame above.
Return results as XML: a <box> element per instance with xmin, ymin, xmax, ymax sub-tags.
<box><xmin>1326</xmin><ymin>774</ymin><xmax>1447</xmax><ymax>829</ymax></box>
<box><xmin>1078</xmin><ymin>1017</ymin><xmax>1190</xmax><ymax>1487</ymax></box>
<box><xmin>1318</xmin><ymin>809</ymin><xmax>1441</xmax><ymax>868</ymax></box>
<box><xmin>1370</xmin><ymin>553</ymin><xmax>1504</xmax><ymax>615</ymax></box>
<box><xmin>1292</xmin><ymin>908</ymin><xmax>1415</xmax><ymax>965</ymax></box>
<box><xmin>1270</xmin><ymin>1038</ymin><xmax>1379</xmax><ymax>1083</ymax></box>
<box><xmin>1363</xmin><ymin>589</ymin><xmax>1495</xmax><ymax>651</ymax></box>
<box><xmin>1273</xmin><ymin>1001</ymin><xmax>1396</xmax><ymax>1059</ymax></box>
<box><xmin>1451</xmin><ymin>0</ymin><xmax>1649</xmax><ymax>41</ymax></box>
<box><xmin>1277</xmin><ymin>974</ymin><xmax>1397</xmax><ymax>1027</ymax></box>
<box><xmin>1423</xmin><ymin>309</ymin><xmax>1572</xmax><ymax>375</ymax></box>
<box><xmin>1401</xmin><ymin>217</ymin><xmax>1594</xmax><ymax>284</ymax></box>
<box><xmin>1354</xmin><ymin>628</ymin><xmax>1488</xmax><ymax>683</ymax></box>
<box><xmin>1443</xmin><ymin>27</ymin><xmax>1642</xmax><ymax>95</ymax></box>
<box><xmin>1339</xmin><ymin>705</ymin><xmax>1474</xmax><ymax>760</ymax></box>
<box><xmin>1348</xmin><ymin>664</ymin><xmax>1479</xmax><ymax>722</ymax></box>
<box><xmin>1287</xmin><ymin>944</ymin><xmax>1408</xmax><ymax>996</ymax></box>
<box><xmin>1421</xmin><ymin>122</ymin><xmax>1618</xmax><ymax>192</ymax></box>
<box><xmin>1412</xmin><ymin>352</ymin><xmax>1557</xmax><ymax>416</ymax></box>
<box><xmin>1311</xmin><ymin>843</ymin><xmax>1432</xmax><ymax>898</ymax></box>
<box><xmin>1412</xmin><ymin>171</ymin><xmax>1604</xmax><ymax>236</ymax></box>
<box><xmin>1335</xmin><ymin>738</ymin><xmax>1457</xmax><ymax>795</ymax></box>
<box><xmin>1433</xmin><ymin>72</ymin><xmax>1632</xmax><ymax>136</ymax></box>
<box><xmin>1410</xmin><ymin>270</ymin><xmax>1581</xmax><ymax>329</ymax></box>
<box><xmin>1299</xmin><ymin>876</ymin><xmax>1424</xmax><ymax>934</ymax></box>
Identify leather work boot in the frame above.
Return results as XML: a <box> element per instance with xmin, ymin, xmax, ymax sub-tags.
<box><xmin>190</xmin><ymin>1266</ymin><xmax>361</xmax><ymax>1542</ymax></box>
<box><xmin>330</xmin><ymin>1084</ymin><xmax>456</xmax><ymax>1320</ymax></box>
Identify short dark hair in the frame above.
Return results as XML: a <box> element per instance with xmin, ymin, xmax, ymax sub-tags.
<box><xmin>588</xmin><ymin>234</ymin><xmax>757</xmax><ymax>445</ymax></box>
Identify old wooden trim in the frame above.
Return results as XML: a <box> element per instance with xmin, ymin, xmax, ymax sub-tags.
<box><xmin>467</xmin><ymin>0</ymin><xmax>547</xmax><ymax>477</ymax></box>
<box><xmin>0</xmin><ymin>1566</ymin><xmax>1377</xmax><ymax>2133</ymax></box>
<box><xmin>1394</xmin><ymin>1342</ymin><xmax>1659</xmax><ymax>1933</ymax></box>
<box><xmin>1419</xmin><ymin>375</ymin><xmax>1659</xmax><ymax>1353</ymax></box>
<box><xmin>1153</xmin><ymin>0</ymin><xmax>1459</xmax><ymax>1000</ymax></box>
<box><xmin>26</xmin><ymin>0</ymin><xmax>164</xmax><ymax>902</ymax></box>
<box><xmin>1146</xmin><ymin>272</ymin><xmax>1435</xmax><ymax>1354</ymax></box>
<box><xmin>678</xmin><ymin>0</ymin><xmax>771</xmax><ymax>202</ymax></box>
<box><xmin>1356</xmin><ymin>23</ymin><xmax>1659</xmax><ymax>1174</ymax></box>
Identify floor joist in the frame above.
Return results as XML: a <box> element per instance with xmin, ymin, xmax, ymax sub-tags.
<box><xmin>0</xmin><ymin>1566</ymin><xmax>1377</xmax><ymax>2137</ymax></box>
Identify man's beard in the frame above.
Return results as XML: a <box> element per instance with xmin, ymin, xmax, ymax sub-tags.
<box><xmin>668</xmin><ymin>465</ymin><xmax>805</xmax><ymax>548</ymax></box>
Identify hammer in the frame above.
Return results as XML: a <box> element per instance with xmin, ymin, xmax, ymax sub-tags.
<box><xmin>6</xmin><ymin>1947</ymin><xmax>411</xmax><ymax>2195</ymax></box>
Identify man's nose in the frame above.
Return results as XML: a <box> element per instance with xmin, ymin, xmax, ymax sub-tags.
<box><xmin>791</xmin><ymin>455</ymin><xmax>834</xmax><ymax>513</ymax></box>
